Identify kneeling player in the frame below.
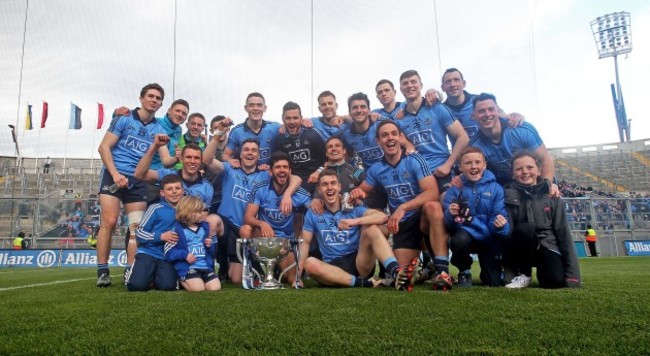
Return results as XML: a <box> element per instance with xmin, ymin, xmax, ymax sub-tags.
<box><xmin>127</xmin><ymin>175</ymin><xmax>183</xmax><ymax>292</ymax></box>
<box><xmin>301</xmin><ymin>171</ymin><xmax>417</xmax><ymax>291</ymax></box>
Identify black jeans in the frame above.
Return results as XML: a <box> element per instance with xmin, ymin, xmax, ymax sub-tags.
<box><xmin>449</xmin><ymin>229</ymin><xmax>502</xmax><ymax>286</ymax></box>
<box><xmin>504</xmin><ymin>223</ymin><xmax>566</xmax><ymax>288</ymax></box>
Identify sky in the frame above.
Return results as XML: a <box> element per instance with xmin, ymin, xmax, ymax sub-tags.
<box><xmin>0</xmin><ymin>0</ymin><xmax>648</xmax><ymax>159</ymax></box>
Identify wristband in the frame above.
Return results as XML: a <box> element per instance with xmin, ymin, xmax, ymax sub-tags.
<box><xmin>317</xmin><ymin>166</ymin><xmax>324</xmax><ymax>173</ymax></box>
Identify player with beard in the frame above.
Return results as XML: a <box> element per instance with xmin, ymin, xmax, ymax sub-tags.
<box><xmin>274</xmin><ymin>101</ymin><xmax>326</xmax><ymax>193</ymax></box>
<box><xmin>202</xmin><ymin>138</ymin><xmax>302</xmax><ymax>284</ymax></box>
<box><xmin>350</xmin><ymin>120</ymin><xmax>453</xmax><ymax>291</ymax></box>
<box><xmin>240</xmin><ymin>152</ymin><xmax>312</xmax><ymax>285</ymax></box>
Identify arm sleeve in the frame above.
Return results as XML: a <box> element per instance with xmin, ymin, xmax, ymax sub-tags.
<box><xmin>552</xmin><ymin>197</ymin><xmax>581</xmax><ymax>286</ymax></box>
<box><xmin>488</xmin><ymin>184</ymin><xmax>510</xmax><ymax>237</ymax></box>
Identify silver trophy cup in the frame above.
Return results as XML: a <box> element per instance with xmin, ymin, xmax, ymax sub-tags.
<box><xmin>237</xmin><ymin>237</ymin><xmax>291</xmax><ymax>290</ymax></box>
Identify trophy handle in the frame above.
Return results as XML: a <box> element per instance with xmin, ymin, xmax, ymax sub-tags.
<box><xmin>277</xmin><ymin>238</ymin><xmax>303</xmax><ymax>289</ymax></box>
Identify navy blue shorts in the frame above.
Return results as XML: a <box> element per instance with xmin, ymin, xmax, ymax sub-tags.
<box><xmin>221</xmin><ymin>215</ymin><xmax>242</xmax><ymax>263</ymax></box>
<box><xmin>328</xmin><ymin>252</ymin><xmax>374</xmax><ymax>278</ymax></box>
<box><xmin>183</xmin><ymin>268</ymin><xmax>219</xmax><ymax>283</ymax></box>
<box><xmin>98</xmin><ymin>170</ymin><xmax>151</xmax><ymax>204</ymax></box>
<box><xmin>392</xmin><ymin>212</ymin><xmax>423</xmax><ymax>250</ymax></box>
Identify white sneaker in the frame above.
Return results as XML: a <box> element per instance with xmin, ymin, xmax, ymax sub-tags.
<box><xmin>505</xmin><ymin>274</ymin><xmax>531</xmax><ymax>289</ymax></box>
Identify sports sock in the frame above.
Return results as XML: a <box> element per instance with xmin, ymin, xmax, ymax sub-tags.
<box><xmin>97</xmin><ymin>263</ymin><xmax>109</xmax><ymax>277</ymax></box>
<box><xmin>350</xmin><ymin>275</ymin><xmax>357</xmax><ymax>287</ymax></box>
<box><xmin>433</xmin><ymin>256</ymin><xmax>449</xmax><ymax>274</ymax></box>
<box><xmin>382</xmin><ymin>257</ymin><xmax>399</xmax><ymax>279</ymax></box>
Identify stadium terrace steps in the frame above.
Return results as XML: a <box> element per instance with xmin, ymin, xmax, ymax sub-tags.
<box><xmin>555</xmin><ymin>158</ymin><xmax>626</xmax><ymax>192</ymax></box>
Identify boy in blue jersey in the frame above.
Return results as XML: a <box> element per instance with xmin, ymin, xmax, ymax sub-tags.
<box><xmin>396</xmin><ymin>70</ymin><xmax>469</xmax><ymax>192</ymax></box>
<box><xmin>443</xmin><ymin>147</ymin><xmax>510</xmax><ymax>287</ymax></box>
<box><xmin>222</xmin><ymin>92</ymin><xmax>280</xmax><ymax>166</ymax></box>
<box><xmin>135</xmin><ymin>140</ymin><xmax>223</xmax><ymax>246</ymax></box>
<box><xmin>165</xmin><ymin>196</ymin><xmax>221</xmax><ymax>292</ymax></box>
<box><xmin>126</xmin><ymin>175</ymin><xmax>184</xmax><ymax>291</ymax></box>
<box><xmin>470</xmin><ymin>93</ymin><xmax>558</xmax><ymax>196</ymax></box>
<box><xmin>350</xmin><ymin>120</ymin><xmax>453</xmax><ymax>291</ymax></box>
<box><xmin>241</xmin><ymin>152</ymin><xmax>312</xmax><ymax>286</ymax></box>
<box><xmin>203</xmin><ymin>138</ymin><xmax>302</xmax><ymax>284</ymax></box>
<box><xmin>96</xmin><ymin>83</ymin><xmax>178</xmax><ymax>288</ymax></box>
<box><xmin>301</xmin><ymin>170</ymin><xmax>418</xmax><ymax>291</ymax></box>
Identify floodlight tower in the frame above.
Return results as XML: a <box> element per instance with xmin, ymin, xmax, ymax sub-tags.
<box><xmin>590</xmin><ymin>12</ymin><xmax>632</xmax><ymax>142</ymax></box>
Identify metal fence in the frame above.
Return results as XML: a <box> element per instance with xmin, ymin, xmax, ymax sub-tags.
<box><xmin>1</xmin><ymin>196</ymin><xmax>649</xmax><ymax>255</ymax></box>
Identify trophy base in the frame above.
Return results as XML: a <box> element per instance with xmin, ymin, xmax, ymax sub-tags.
<box><xmin>258</xmin><ymin>281</ymin><xmax>284</xmax><ymax>290</ymax></box>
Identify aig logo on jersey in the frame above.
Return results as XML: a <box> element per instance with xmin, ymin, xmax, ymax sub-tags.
<box><xmin>322</xmin><ymin>230</ymin><xmax>350</xmax><ymax>245</ymax></box>
<box><xmin>231</xmin><ymin>184</ymin><xmax>252</xmax><ymax>203</ymax></box>
<box><xmin>264</xmin><ymin>208</ymin><xmax>288</xmax><ymax>222</ymax></box>
<box><xmin>385</xmin><ymin>183</ymin><xmax>415</xmax><ymax>199</ymax></box>
<box><xmin>407</xmin><ymin>129</ymin><xmax>433</xmax><ymax>146</ymax></box>
<box><xmin>125</xmin><ymin>135</ymin><xmax>151</xmax><ymax>153</ymax></box>
<box><xmin>357</xmin><ymin>147</ymin><xmax>383</xmax><ymax>162</ymax></box>
<box><xmin>259</xmin><ymin>148</ymin><xmax>271</xmax><ymax>160</ymax></box>
<box><xmin>289</xmin><ymin>148</ymin><xmax>311</xmax><ymax>163</ymax></box>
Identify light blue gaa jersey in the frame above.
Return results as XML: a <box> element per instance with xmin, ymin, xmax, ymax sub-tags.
<box><xmin>371</xmin><ymin>101</ymin><xmax>403</xmax><ymax>121</ymax></box>
<box><xmin>156</xmin><ymin>169</ymin><xmax>214</xmax><ymax>210</ymax></box>
<box><xmin>250</xmin><ymin>181</ymin><xmax>312</xmax><ymax>238</ymax></box>
<box><xmin>393</xmin><ymin>101</ymin><xmax>456</xmax><ymax>170</ymax></box>
<box><xmin>311</xmin><ymin>117</ymin><xmax>343</xmax><ymax>142</ymax></box>
<box><xmin>217</xmin><ymin>164</ymin><xmax>270</xmax><ymax>228</ymax></box>
<box><xmin>303</xmin><ymin>205</ymin><xmax>367</xmax><ymax>263</ymax></box>
<box><xmin>135</xmin><ymin>201</ymin><xmax>177</xmax><ymax>260</ymax></box>
<box><xmin>443</xmin><ymin>91</ymin><xmax>479</xmax><ymax>143</ymax></box>
<box><xmin>181</xmin><ymin>223</ymin><xmax>209</xmax><ymax>270</ymax></box>
<box><xmin>106</xmin><ymin>109</ymin><xmax>167</xmax><ymax>176</ymax></box>
<box><xmin>364</xmin><ymin>153</ymin><xmax>431</xmax><ymax>221</ymax></box>
<box><xmin>470</xmin><ymin>118</ymin><xmax>544</xmax><ymax>185</ymax></box>
<box><xmin>226</xmin><ymin>119</ymin><xmax>281</xmax><ymax>165</ymax></box>
<box><xmin>340</xmin><ymin>119</ymin><xmax>385</xmax><ymax>169</ymax></box>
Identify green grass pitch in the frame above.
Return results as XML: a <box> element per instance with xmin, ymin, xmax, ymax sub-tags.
<box><xmin>1</xmin><ymin>257</ymin><xmax>649</xmax><ymax>355</ymax></box>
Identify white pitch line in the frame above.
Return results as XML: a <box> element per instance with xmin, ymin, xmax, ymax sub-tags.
<box><xmin>0</xmin><ymin>277</ymin><xmax>95</xmax><ymax>291</ymax></box>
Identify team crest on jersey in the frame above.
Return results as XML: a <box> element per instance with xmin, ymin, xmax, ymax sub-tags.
<box><xmin>322</xmin><ymin>230</ymin><xmax>350</xmax><ymax>245</ymax></box>
<box><xmin>362</xmin><ymin>138</ymin><xmax>370</xmax><ymax>146</ymax></box>
<box><xmin>138</xmin><ymin>127</ymin><xmax>147</xmax><ymax>137</ymax></box>
<box><xmin>294</xmin><ymin>139</ymin><xmax>301</xmax><ymax>147</ymax></box>
<box><xmin>424</xmin><ymin>117</ymin><xmax>432</xmax><ymax>126</ymax></box>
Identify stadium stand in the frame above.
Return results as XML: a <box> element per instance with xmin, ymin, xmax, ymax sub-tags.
<box><xmin>1</xmin><ymin>138</ymin><xmax>649</xmax><ymax>253</ymax></box>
